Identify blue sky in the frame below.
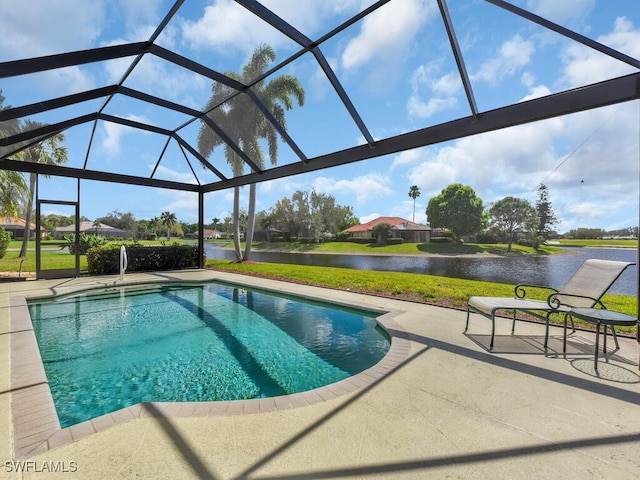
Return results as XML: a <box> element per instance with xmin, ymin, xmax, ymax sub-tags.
<box><xmin>1</xmin><ymin>0</ymin><xmax>639</xmax><ymax>233</ymax></box>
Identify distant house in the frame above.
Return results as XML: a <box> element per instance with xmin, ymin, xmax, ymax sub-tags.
<box><xmin>55</xmin><ymin>221</ymin><xmax>127</xmax><ymax>239</ymax></box>
<box><xmin>0</xmin><ymin>217</ymin><xmax>36</xmax><ymax>239</ymax></box>
<box><xmin>344</xmin><ymin>216</ymin><xmax>431</xmax><ymax>243</ymax></box>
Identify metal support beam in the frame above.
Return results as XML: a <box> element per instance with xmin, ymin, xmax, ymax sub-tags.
<box><xmin>487</xmin><ymin>0</ymin><xmax>640</xmax><ymax>69</ymax></box>
<box><xmin>0</xmin><ymin>43</ymin><xmax>150</xmax><ymax>79</ymax></box>
<box><xmin>203</xmin><ymin>73</ymin><xmax>640</xmax><ymax>192</ymax></box>
<box><xmin>438</xmin><ymin>0</ymin><xmax>478</xmax><ymax>118</ymax></box>
<box><xmin>0</xmin><ymin>158</ymin><xmax>200</xmax><ymax>192</ymax></box>
<box><xmin>198</xmin><ymin>190</ymin><xmax>205</xmax><ymax>269</ymax></box>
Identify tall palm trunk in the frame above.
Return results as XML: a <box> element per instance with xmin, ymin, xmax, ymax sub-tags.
<box><xmin>19</xmin><ymin>173</ymin><xmax>36</xmax><ymax>257</ymax></box>
<box><xmin>232</xmin><ymin>186</ymin><xmax>242</xmax><ymax>260</ymax></box>
<box><xmin>243</xmin><ymin>183</ymin><xmax>257</xmax><ymax>261</ymax></box>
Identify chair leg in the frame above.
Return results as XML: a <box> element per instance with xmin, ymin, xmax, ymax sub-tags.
<box><xmin>544</xmin><ymin>313</ymin><xmax>550</xmax><ymax>350</ymax></box>
<box><xmin>562</xmin><ymin>313</ymin><xmax>570</xmax><ymax>354</ymax></box>
<box><xmin>594</xmin><ymin>321</ymin><xmax>601</xmax><ymax>371</ymax></box>
<box><xmin>490</xmin><ymin>314</ymin><xmax>495</xmax><ymax>351</ymax></box>
<box><xmin>465</xmin><ymin>306</ymin><xmax>471</xmax><ymax>333</ymax></box>
<box><xmin>609</xmin><ymin>325</ymin><xmax>620</xmax><ymax>350</ymax></box>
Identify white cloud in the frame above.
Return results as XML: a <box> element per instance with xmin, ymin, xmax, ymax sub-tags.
<box><xmin>160</xmin><ymin>190</ymin><xmax>199</xmax><ymax>218</ymax></box>
<box><xmin>407</xmin><ymin>65</ymin><xmax>461</xmax><ymax>119</ymax></box>
<box><xmin>390</xmin><ymin>149</ymin><xmax>425</xmax><ymax>171</ymax></box>
<box><xmin>100</xmin><ymin>44</ymin><xmax>208</xmax><ymax>109</ymax></box>
<box><xmin>181</xmin><ymin>0</ymin><xmax>366</xmax><ymax>55</ymax></box>
<box><xmin>313</xmin><ymin>173</ymin><xmax>392</xmax><ymax>204</ymax></box>
<box><xmin>101</xmin><ymin>114</ymin><xmax>151</xmax><ymax>155</ymax></box>
<box><xmin>0</xmin><ymin>0</ymin><xmax>105</xmax><ymax>59</ymax></box>
<box><xmin>181</xmin><ymin>0</ymin><xmax>287</xmax><ymax>54</ymax></box>
<box><xmin>117</xmin><ymin>0</ymin><xmax>165</xmax><ymax>33</ymax></box>
<box><xmin>473</xmin><ymin>35</ymin><xmax>535</xmax><ymax>85</ymax></box>
<box><xmin>341</xmin><ymin>0</ymin><xmax>431</xmax><ymax>70</ymax></box>
<box><xmin>526</xmin><ymin>0</ymin><xmax>595</xmax><ymax>25</ymax></box>
<box><xmin>261</xmin><ymin>0</ymin><xmax>363</xmax><ymax>36</ymax></box>
<box><xmin>561</xmin><ymin>17</ymin><xmax>640</xmax><ymax>87</ymax></box>
<box><xmin>359</xmin><ymin>212</ymin><xmax>382</xmax><ymax>224</ymax></box>
<box><xmin>153</xmin><ymin>165</ymin><xmax>197</xmax><ymax>184</ymax></box>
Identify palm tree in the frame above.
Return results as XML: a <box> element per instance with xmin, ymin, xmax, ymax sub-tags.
<box><xmin>211</xmin><ymin>216</ymin><xmax>220</xmax><ymax>238</ymax></box>
<box><xmin>160</xmin><ymin>211</ymin><xmax>177</xmax><ymax>240</ymax></box>
<box><xmin>0</xmin><ymin>171</ymin><xmax>28</xmax><ymax>219</ymax></box>
<box><xmin>149</xmin><ymin>216</ymin><xmax>160</xmax><ymax>239</ymax></box>
<box><xmin>198</xmin><ymin>44</ymin><xmax>304</xmax><ymax>262</ymax></box>
<box><xmin>0</xmin><ymin>92</ymin><xmax>28</xmax><ymax>219</ymax></box>
<box><xmin>17</xmin><ymin>120</ymin><xmax>67</xmax><ymax>257</ymax></box>
<box><xmin>408</xmin><ymin>185</ymin><xmax>421</xmax><ymax>223</ymax></box>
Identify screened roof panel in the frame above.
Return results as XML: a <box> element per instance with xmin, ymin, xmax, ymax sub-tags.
<box><xmin>0</xmin><ymin>0</ymin><xmax>638</xmax><ymax>198</ymax></box>
<box><xmin>101</xmin><ymin>93</ymin><xmax>193</xmax><ymax>131</ymax></box>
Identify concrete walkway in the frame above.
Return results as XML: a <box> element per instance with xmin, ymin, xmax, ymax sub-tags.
<box><xmin>1</xmin><ymin>270</ymin><xmax>639</xmax><ymax>479</ymax></box>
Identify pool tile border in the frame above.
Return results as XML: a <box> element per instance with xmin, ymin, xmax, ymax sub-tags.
<box><xmin>10</xmin><ymin>292</ymin><xmax>410</xmax><ymax>459</ymax></box>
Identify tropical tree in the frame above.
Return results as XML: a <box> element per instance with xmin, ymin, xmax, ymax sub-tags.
<box><xmin>198</xmin><ymin>44</ymin><xmax>305</xmax><ymax>262</ymax></box>
<box><xmin>160</xmin><ymin>211</ymin><xmax>177</xmax><ymax>240</ymax></box>
<box><xmin>0</xmin><ymin>91</ymin><xmax>28</xmax><ymax>219</ymax></box>
<box><xmin>0</xmin><ymin>171</ymin><xmax>28</xmax><ymax>219</ymax></box>
<box><xmin>16</xmin><ymin>120</ymin><xmax>68</xmax><ymax>257</ymax></box>
<box><xmin>149</xmin><ymin>216</ymin><xmax>160</xmax><ymax>238</ymax></box>
<box><xmin>535</xmin><ymin>183</ymin><xmax>558</xmax><ymax>239</ymax></box>
<box><xmin>488</xmin><ymin>196</ymin><xmax>538</xmax><ymax>252</ymax></box>
<box><xmin>96</xmin><ymin>210</ymin><xmax>136</xmax><ymax>232</ymax></box>
<box><xmin>408</xmin><ymin>185</ymin><xmax>421</xmax><ymax>222</ymax></box>
<box><xmin>426</xmin><ymin>184</ymin><xmax>484</xmax><ymax>242</ymax></box>
<box><xmin>372</xmin><ymin>222</ymin><xmax>393</xmax><ymax>245</ymax></box>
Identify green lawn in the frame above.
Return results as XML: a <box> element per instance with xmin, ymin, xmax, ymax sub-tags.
<box><xmin>0</xmin><ymin>251</ymin><xmax>88</xmax><ymax>271</ymax></box>
<box><xmin>237</xmin><ymin>240</ymin><xmax>562</xmax><ymax>255</ymax></box>
<box><xmin>205</xmin><ymin>259</ymin><xmax>637</xmax><ymax>336</ymax></box>
<box><xmin>557</xmin><ymin>239</ymin><xmax>637</xmax><ymax>248</ymax></box>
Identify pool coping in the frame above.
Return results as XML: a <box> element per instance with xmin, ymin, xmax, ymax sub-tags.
<box><xmin>10</xmin><ymin>280</ymin><xmax>411</xmax><ymax>459</ymax></box>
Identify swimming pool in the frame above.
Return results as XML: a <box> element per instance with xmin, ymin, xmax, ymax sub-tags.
<box><xmin>28</xmin><ymin>282</ymin><xmax>390</xmax><ymax>428</ymax></box>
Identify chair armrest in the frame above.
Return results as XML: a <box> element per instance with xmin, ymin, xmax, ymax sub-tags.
<box><xmin>514</xmin><ymin>284</ymin><xmax>559</xmax><ymax>299</ymax></box>
<box><xmin>546</xmin><ymin>292</ymin><xmax>605</xmax><ymax>309</ymax></box>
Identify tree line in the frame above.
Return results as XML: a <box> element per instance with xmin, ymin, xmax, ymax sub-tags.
<box><xmin>421</xmin><ymin>182</ymin><xmax>635</xmax><ymax>250</ymax></box>
<box><xmin>422</xmin><ymin>183</ymin><xmax>558</xmax><ymax>251</ymax></box>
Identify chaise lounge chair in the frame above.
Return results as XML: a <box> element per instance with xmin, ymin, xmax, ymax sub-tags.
<box><xmin>465</xmin><ymin>259</ymin><xmax>634</xmax><ymax>351</ymax></box>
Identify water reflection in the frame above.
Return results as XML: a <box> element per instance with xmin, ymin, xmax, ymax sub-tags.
<box><xmin>205</xmin><ymin>244</ymin><xmax>637</xmax><ymax>297</ymax></box>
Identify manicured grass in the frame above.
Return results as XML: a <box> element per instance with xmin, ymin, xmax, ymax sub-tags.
<box><xmin>243</xmin><ymin>241</ymin><xmax>562</xmax><ymax>255</ymax></box>
<box><xmin>0</xmin><ymin>251</ymin><xmax>88</xmax><ymax>272</ymax></box>
<box><xmin>557</xmin><ymin>239</ymin><xmax>637</xmax><ymax>248</ymax></box>
<box><xmin>205</xmin><ymin>259</ymin><xmax>638</xmax><ymax>335</ymax></box>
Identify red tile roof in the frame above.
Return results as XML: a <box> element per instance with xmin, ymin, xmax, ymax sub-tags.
<box><xmin>344</xmin><ymin>216</ymin><xmax>428</xmax><ymax>232</ymax></box>
<box><xmin>0</xmin><ymin>217</ymin><xmax>35</xmax><ymax>229</ymax></box>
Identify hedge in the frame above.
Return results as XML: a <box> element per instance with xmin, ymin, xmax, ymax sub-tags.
<box><xmin>86</xmin><ymin>244</ymin><xmax>202</xmax><ymax>274</ymax></box>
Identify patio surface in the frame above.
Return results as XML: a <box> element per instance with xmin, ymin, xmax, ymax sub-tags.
<box><xmin>1</xmin><ymin>269</ymin><xmax>639</xmax><ymax>479</ymax></box>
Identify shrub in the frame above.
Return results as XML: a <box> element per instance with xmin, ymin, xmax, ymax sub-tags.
<box><xmin>430</xmin><ymin>237</ymin><xmax>453</xmax><ymax>243</ymax></box>
<box><xmin>386</xmin><ymin>238</ymin><xmax>403</xmax><ymax>245</ymax></box>
<box><xmin>348</xmin><ymin>237</ymin><xmax>374</xmax><ymax>244</ymax></box>
<box><xmin>86</xmin><ymin>243</ymin><xmax>202</xmax><ymax>274</ymax></box>
<box><xmin>0</xmin><ymin>228</ymin><xmax>10</xmax><ymax>259</ymax></box>
<box><xmin>65</xmin><ymin>233</ymin><xmax>107</xmax><ymax>255</ymax></box>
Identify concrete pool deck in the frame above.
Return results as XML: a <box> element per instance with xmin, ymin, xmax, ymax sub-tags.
<box><xmin>1</xmin><ymin>269</ymin><xmax>639</xmax><ymax>479</ymax></box>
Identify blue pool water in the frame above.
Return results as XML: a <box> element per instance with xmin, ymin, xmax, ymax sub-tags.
<box><xmin>29</xmin><ymin>282</ymin><xmax>390</xmax><ymax>428</ymax></box>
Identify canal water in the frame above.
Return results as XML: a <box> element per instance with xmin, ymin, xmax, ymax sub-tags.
<box><xmin>205</xmin><ymin>244</ymin><xmax>638</xmax><ymax>297</ymax></box>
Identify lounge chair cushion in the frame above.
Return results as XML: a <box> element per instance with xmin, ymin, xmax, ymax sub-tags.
<box><xmin>467</xmin><ymin>296</ymin><xmax>571</xmax><ymax>315</ymax></box>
